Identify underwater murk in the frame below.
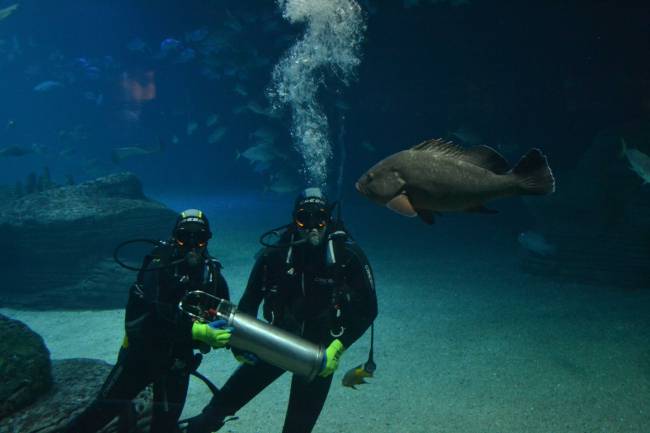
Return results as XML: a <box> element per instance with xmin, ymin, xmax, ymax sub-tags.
<box><xmin>0</xmin><ymin>1</ymin><xmax>649</xmax><ymax>432</ymax></box>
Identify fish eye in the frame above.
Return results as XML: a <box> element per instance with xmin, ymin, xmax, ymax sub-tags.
<box><xmin>366</xmin><ymin>172</ymin><xmax>374</xmax><ymax>182</ymax></box>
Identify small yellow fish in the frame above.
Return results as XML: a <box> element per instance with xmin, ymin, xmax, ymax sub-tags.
<box><xmin>0</xmin><ymin>4</ymin><xmax>19</xmax><ymax>21</ymax></box>
<box><xmin>342</xmin><ymin>362</ymin><xmax>374</xmax><ymax>389</ymax></box>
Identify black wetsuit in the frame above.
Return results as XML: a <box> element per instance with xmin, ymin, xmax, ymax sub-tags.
<box><xmin>187</xmin><ymin>229</ymin><xmax>377</xmax><ymax>433</ymax></box>
<box><xmin>64</xmin><ymin>245</ymin><xmax>229</xmax><ymax>433</ymax></box>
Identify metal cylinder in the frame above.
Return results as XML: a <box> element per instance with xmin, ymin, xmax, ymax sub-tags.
<box><xmin>216</xmin><ymin>300</ymin><xmax>325</xmax><ymax>381</ymax></box>
<box><xmin>180</xmin><ymin>291</ymin><xmax>325</xmax><ymax>381</ymax></box>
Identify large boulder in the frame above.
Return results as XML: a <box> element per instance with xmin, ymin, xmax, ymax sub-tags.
<box><xmin>0</xmin><ymin>358</ymin><xmax>153</xmax><ymax>433</ymax></box>
<box><xmin>0</xmin><ymin>315</ymin><xmax>52</xmax><ymax>421</ymax></box>
<box><xmin>0</xmin><ymin>173</ymin><xmax>177</xmax><ymax>309</ymax></box>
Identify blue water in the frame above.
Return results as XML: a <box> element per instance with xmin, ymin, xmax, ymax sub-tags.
<box><xmin>1</xmin><ymin>1</ymin><xmax>649</xmax><ymax>431</ymax></box>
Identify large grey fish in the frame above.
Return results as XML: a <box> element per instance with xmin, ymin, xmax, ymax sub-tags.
<box><xmin>355</xmin><ymin>138</ymin><xmax>555</xmax><ymax>224</ymax></box>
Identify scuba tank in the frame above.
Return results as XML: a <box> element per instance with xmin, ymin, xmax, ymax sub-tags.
<box><xmin>179</xmin><ymin>290</ymin><xmax>325</xmax><ymax>381</ymax></box>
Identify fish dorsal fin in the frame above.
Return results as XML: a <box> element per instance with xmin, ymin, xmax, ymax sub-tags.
<box><xmin>463</xmin><ymin>145</ymin><xmax>510</xmax><ymax>174</ymax></box>
<box><xmin>411</xmin><ymin>138</ymin><xmax>465</xmax><ymax>158</ymax></box>
<box><xmin>411</xmin><ymin>139</ymin><xmax>510</xmax><ymax>174</ymax></box>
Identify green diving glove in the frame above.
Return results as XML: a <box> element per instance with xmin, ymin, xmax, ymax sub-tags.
<box><xmin>319</xmin><ymin>339</ymin><xmax>345</xmax><ymax>378</ymax></box>
<box><xmin>191</xmin><ymin>320</ymin><xmax>231</xmax><ymax>349</ymax></box>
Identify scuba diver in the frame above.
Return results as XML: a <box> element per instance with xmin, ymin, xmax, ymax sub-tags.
<box><xmin>185</xmin><ymin>188</ymin><xmax>378</xmax><ymax>433</ymax></box>
<box><xmin>64</xmin><ymin>209</ymin><xmax>232</xmax><ymax>433</ymax></box>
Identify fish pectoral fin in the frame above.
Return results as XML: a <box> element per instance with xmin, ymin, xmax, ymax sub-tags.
<box><xmin>466</xmin><ymin>205</ymin><xmax>498</xmax><ymax>214</ymax></box>
<box><xmin>416</xmin><ymin>209</ymin><xmax>436</xmax><ymax>225</ymax></box>
<box><xmin>386</xmin><ymin>193</ymin><xmax>417</xmax><ymax>217</ymax></box>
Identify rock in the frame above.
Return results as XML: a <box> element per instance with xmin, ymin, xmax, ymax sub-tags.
<box><xmin>0</xmin><ymin>173</ymin><xmax>178</xmax><ymax>309</ymax></box>
<box><xmin>0</xmin><ymin>358</ymin><xmax>153</xmax><ymax>433</ymax></box>
<box><xmin>0</xmin><ymin>314</ymin><xmax>52</xmax><ymax>421</ymax></box>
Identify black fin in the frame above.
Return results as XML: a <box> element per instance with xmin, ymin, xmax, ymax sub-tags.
<box><xmin>466</xmin><ymin>205</ymin><xmax>498</xmax><ymax>214</ymax></box>
<box><xmin>417</xmin><ymin>209</ymin><xmax>436</xmax><ymax>224</ymax></box>
<box><xmin>512</xmin><ymin>148</ymin><xmax>556</xmax><ymax>195</ymax></box>
<box><xmin>463</xmin><ymin>145</ymin><xmax>510</xmax><ymax>174</ymax></box>
<box><xmin>411</xmin><ymin>139</ymin><xmax>510</xmax><ymax>174</ymax></box>
<box><xmin>411</xmin><ymin>138</ymin><xmax>465</xmax><ymax>158</ymax></box>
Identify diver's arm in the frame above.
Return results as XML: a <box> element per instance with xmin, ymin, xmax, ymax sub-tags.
<box><xmin>338</xmin><ymin>245</ymin><xmax>378</xmax><ymax>348</ymax></box>
<box><xmin>124</xmin><ymin>262</ymin><xmax>169</xmax><ymax>348</ymax></box>
<box><xmin>237</xmin><ymin>253</ymin><xmax>267</xmax><ymax>317</ymax></box>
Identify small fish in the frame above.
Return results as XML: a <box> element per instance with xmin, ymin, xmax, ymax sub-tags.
<box><xmin>159</xmin><ymin>38</ymin><xmax>183</xmax><ymax>55</ymax></box>
<box><xmin>252</xmin><ymin>160</ymin><xmax>271</xmax><ymax>174</ymax></box>
<box><xmin>33</xmin><ymin>80</ymin><xmax>63</xmax><ymax>92</ymax></box>
<box><xmin>187</xmin><ymin>121</ymin><xmax>198</xmax><ymax>136</ymax></box>
<box><xmin>342</xmin><ymin>356</ymin><xmax>376</xmax><ymax>389</ymax></box>
<box><xmin>0</xmin><ymin>145</ymin><xmax>32</xmax><ymax>157</ymax></box>
<box><xmin>205</xmin><ymin>113</ymin><xmax>219</xmax><ymax>127</ymax></box>
<box><xmin>360</xmin><ymin>140</ymin><xmax>375</xmax><ymax>152</ymax></box>
<box><xmin>207</xmin><ymin>127</ymin><xmax>227</xmax><ymax>144</ymax></box>
<box><xmin>243</xmin><ymin>101</ymin><xmax>281</xmax><ymax>119</ymax></box>
<box><xmin>74</xmin><ymin>57</ymin><xmax>90</xmax><ymax>69</ymax></box>
<box><xmin>234</xmin><ymin>83</ymin><xmax>248</xmax><ymax>96</ymax></box>
<box><xmin>127</xmin><ymin>37</ymin><xmax>147</xmax><ymax>52</ymax></box>
<box><xmin>335</xmin><ymin>99</ymin><xmax>351</xmax><ymax>111</ymax></box>
<box><xmin>250</xmin><ymin>128</ymin><xmax>274</xmax><ymax>144</ymax></box>
<box><xmin>59</xmin><ymin>147</ymin><xmax>75</xmax><ymax>157</ymax></box>
<box><xmin>237</xmin><ymin>142</ymin><xmax>283</xmax><ymax>165</ymax></box>
<box><xmin>83</xmin><ymin>91</ymin><xmax>103</xmax><ymax>105</ymax></box>
<box><xmin>342</xmin><ymin>365</ymin><xmax>373</xmax><ymax>389</ymax></box>
<box><xmin>265</xmin><ymin>170</ymin><xmax>299</xmax><ymax>194</ymax></box>
<box><xmin>185</xmin><ymin>27</ymin><xmax>209</xmax><ymax>43</ymax></box>
<box><xmin>0</xmin><ymin>3</ymin><xmax>18</xmax><ymax>21</ymax></box>
<box><xmin>356</xmin><ymin>139</ymin><xmax>555</xmax><ymax>224</ymax></box>
<box><xmin>621</xmin><ymin>138</ymin><xmax>650</xmax><ymax>184</ymax></box>
<box><xmin>175</xmin><ymin>47</ymin><xmax>196</xmax><ymax>64</ymax></box>
<box><xmin>111</xmin><ymin>140</ymin><xmax>163</xmax><ymax>163</ymax></box>
<box><xmin>518</xmin><ymin>231</ymin><xmax>556</xmax><ymax>256</ymax></box>
<box><xmin>224</xmin><ymin>9</ymin><xmax>243</xmax><ymax>32</ymax></box>
<box><xmin>449</xmin><ymin>126</ymin><xmax>482</xmax><ymax>146</ymax></box>
<box><xmin>83</xmin><ymin>65</ymin><xmax>101</xmax><ymax>80</ymax></box>
<box><xmin>31</xmin><ymin>142</ymin><xmax>48</xmax><ymax>155</ymax></box>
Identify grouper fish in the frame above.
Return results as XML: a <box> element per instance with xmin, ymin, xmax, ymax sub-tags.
<box><xmin>355</xmin><ymin>138</ymin><xmax>555</xmax><ymax>224</ymax></box>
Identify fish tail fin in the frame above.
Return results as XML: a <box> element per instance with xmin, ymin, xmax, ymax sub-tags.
<box><xmin>619</xmin><ymin>137</ymin><xmax>628</xmax><ymax>159</ymax></box>
<box><xmin>512</xmin><ymin>148</ymin><xmax>555</xmax><ymax>195</ymax></box>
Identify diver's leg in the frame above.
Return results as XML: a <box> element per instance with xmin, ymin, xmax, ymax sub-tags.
<box><xmin>150</xmin><ymin>367</ymin><xmax>190</xmax><ymax>433</ymax></box>
<box><xmin>186</xmin><ymin>362</ymin><xmax>285</xmax><ymax>433</ymax></box>
<box><xmin>63</xmin><ymin>350</ymin><xmax>153</xmax><ymax>433</ymax></box>
<box><xmin>281</xmin><ymin>374</ymin><xmax>333</xmax><ymax>433</ymax></box>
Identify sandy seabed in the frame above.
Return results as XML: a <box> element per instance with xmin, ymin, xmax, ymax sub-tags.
<box><xmin>3</xmin><ymin>197</ymin><xmax>649</xmax><ymax>433</ymax></box>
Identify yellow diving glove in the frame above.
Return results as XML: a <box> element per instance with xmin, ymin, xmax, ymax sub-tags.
<box><xmin>319</xmin><ymin>339</ymin><xmax>345</xmax><ymax>378</ymax></box>
<box><xmin>191</xmin><ymin>320</ymin><xmax>231</xmax><ymax>349</ymax></box>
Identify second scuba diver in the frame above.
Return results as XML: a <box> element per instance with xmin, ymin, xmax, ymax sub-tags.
<box><xmin>185</xmin><ymin>188</ymin><xmax>378</xmax><ymax>433</ymax></box>
<box><xmin>63</xmin><ymin>209</ymin><xmax>232</xmax><ymax>433</ymax></box>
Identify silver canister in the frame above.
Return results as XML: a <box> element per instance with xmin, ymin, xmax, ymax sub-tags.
<box><xmin>180</xmin><ymin>291</ymin><xmax>325</xmax><ymax>381</ymax></box>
